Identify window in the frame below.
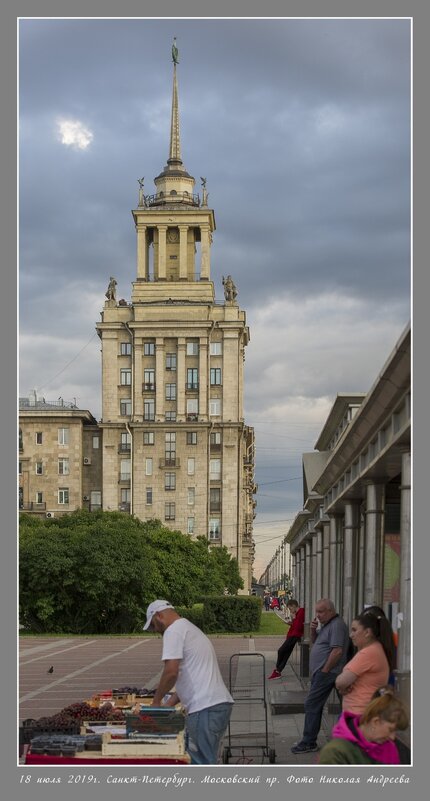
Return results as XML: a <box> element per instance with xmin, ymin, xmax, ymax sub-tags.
<box><xmin>36</xmin><ymin>432</ymin><xmax>43</xmax><ymax>444</ymax></box>
<box><xmin>187</xmin><ymin>431</ymin><xmax>197</xmax><ymax>445</ymax></box>
<box><xmin>19</xmin><ymin>429</ymin><xmax>23</xmax><ymax>450</ymax></box>
<box><xmin>144</xmin><ymin>399</ymin><xmax>155</xmax><ymax>420</ymax></box>
<box><xmin>120</xmin><ymin>432</ymin><xmax>131</xmax><ymax>451</ymax></box>
<box><xmin>165</xmin><ymin>411</ymin><xmax>176</xmax><ymax>422</ymax></box>
<box><xmin>165</xmin><ymin>473</ymin><xmax>176</xmax><ymax>491</ymax></box>
<box><xmin>210</xmin><ymin>341</ymin><xmax>222</xmax><ymax>356</ymax></box>
<box><xmin>165</xmin><ymin>502</ymin><xmax>176</xmax><ymax>521</ymax></box>
<box><xmin>145</xmin><ymin>458</ymin><xmax>153</xmax><ymax>476</ymax></box>
<box><xmin>210</xmin><ymin>368</ymin><xmax>222</xmax><ymax>385</ymax></box>
<box><xmin>187</xmin><ymin>368</ymin><xmax>198</xmax><ymax>390</ymax></box>
<box><xmin>120</xmin><ymin>341</ymin><xmax>132</xmax><ymax>356</ymax></box>
<box><xmin>120</xmin><ymin>368</ymin><xmax>132</xmax><ymax>385</ymax></box>
<box><xmin>90</xmin><ymin>491</ymin><xmax>101</xmax><ymax>509</ymax></box>
<box><xmin>166</xmin><ymin>353</ymin><xmax>177</xmax><ymax>371</ymax></box>
<box><xmin>186</xmin><ymin>341</ymin><xmax>199</xmax><ymax>356</ymax></box>
<box><xmin>120</xmin><ymin>398</ymin><xmax>132</xmax><ymax>416</ymax></box>
<box><xmin>210</xmin><ymin>487</ymin><xmax>221</xmax><ymax>512</ymax></box>
<box><xmin>210</xmin><ymin>459</ymin><xmax>221</xmax><ymax>480</ymax></box>
<box><xmin>58</xmin><ymin>488</ymin><xmax>69</xmax><ymax>505</ymax></box>
<box><xmin>121</xmin><ymin>488</ymin><xmax>130</xmax><ymax>503</ymax></box>
<box><xmin>210</xmin><ymin>399</ymin><xmax>221</xmax><ymax>416</ymax></box>
<box><xmin>144</xmin><ymin>369</ymin><xmax>155</xmax><ymax>390</ymax></box>
<box><xmin>92</xmin><ymin>436</ymin><xmax>99</xmax><ymax>449</ymax></box>
<box><xmin>19</xmin><ymin>461</ymin><xmax>22</xmax><ymax>475</ymax></box>
<box><xmin>209</xmin><ymin>519</ymin><xmax>220</xmax><ymax>539</ymax></box>
<box><xmin>165</xmin><ymin>433</ymin><xmax>176</xmax><ymax>464</ymax></box>
<box><xmin>146</xmin><ymin>487</ymin><xmax>153</xmax><ymax>505</ymax></box>
<box><xmin>58</xmin><ymin>428</ymin><xmax>69</xmax><ymax>445</ymax></box>
<box><xmin>144</xmin><ymin>342</ymin><xmax>155</xmax><ymax>356</ymax></box>
<box><xmin>36</xmin><ymin>462</ymin><xmax>43</xmax><ymax>475</ymax></box>
<box><xmin>143</xmin><ymin>431</ymin><xmax>155</xmax><ymax>445</ymax></box>
<box><xmin>166</xmin><ymin>383</ymin><xmax>177</xmax><ymax>400</ymax></box>
<box><xmin>120</xmin><ymin>459</ymin><xmax>131</xmax><ymax>480</ymax></box>
<box><xmin>188</xmin><ymin>487</ymin><xmax>195</xmax><ymax>505</ymax></box>
<box><xmin>187</xmin><ymin>458</ymin><xmax>195</xmax><ymax>475</ymax></box>
<box><xmin>187</xmin><ymin>517</ymin><xmax>195</xmax><ymax>534</ymax></box>
<box><xmin>58</xmin><ymin>458</ymin><xmax>69</xmax><ymax>475</ymax></box>
<box><xmin>210</xmin><ymin>431</ymin><xmax>222</xmax><ymax>449</ymax></box>
<box><xmin>36</xmin><ymin>492</ymin><xmax>43</xmax><ymax>504</ymax></box>
<box><xmin>187</xmin><ymin>399</ymin><xmax>198</xmax><ymax>420</ymax></box>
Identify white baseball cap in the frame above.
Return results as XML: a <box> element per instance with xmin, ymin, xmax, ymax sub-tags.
<box><xmin>143</xmin><ymin>600</ymin><xmax>174</xmax><ymax>630</ymax></box>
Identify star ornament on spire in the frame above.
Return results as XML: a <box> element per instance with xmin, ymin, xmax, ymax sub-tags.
<box><xmin>172</xmin><ymin>37</ymin><xmax>179</xmax><ymax>64</ymax></box>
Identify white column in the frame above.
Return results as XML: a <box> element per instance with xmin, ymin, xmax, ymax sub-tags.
<box><xmin>316</xmin><ymin>529</ymin><xmax>323</xmax><ymax>604</ymax></box>
<box><xmin>343</xmin><ymin>501</ymin><xmax>360</xmax><ymax>625</ymax></box>
<box><xmin>397</xmin><ymin>450</ymin><xmax>411</xmax><ymax>675</ymax></box>
<box><xmin>305</xmin><ymin>541</ymin><xmax>312</xmax><ymax>625</ymax></box>
<box><xmin>200</xmin><ymin>224</ymin><xmax>210</xmax><ymax>279</ymax></box>
<box><xmin>157</xmin><ymin>225</ymin><xmax>167</xmax><ymax>280</ymax></box>
<box><xmin>179</xmin><ymin>225</ymin><xmax>188</xmax><ymax>279</ymax></box>
<box><xmin>364</xmin><ymin>482</ymin><xmax>385</xmax><ymax>605</ymax></box>
<box><xmin>322</xmin><ymin>521</ymin><xmax>330</xmax><ymax>599</ymax></box>
<box><xmin>310</xmin><ymin>532</ymin><xmax>318</xmax><ymax>617</ymax></box>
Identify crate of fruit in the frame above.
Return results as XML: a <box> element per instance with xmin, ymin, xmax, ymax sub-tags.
<box><xmin>125</xmin><ymin>706</ymin><xmax>185</xmax><ymax>735</ymax></box>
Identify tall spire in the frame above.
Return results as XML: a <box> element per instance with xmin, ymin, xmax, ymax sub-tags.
<box><xmin>168</xmin><ymin>61</ymin><xmax>182</xmax><ymax>165</ymax></box>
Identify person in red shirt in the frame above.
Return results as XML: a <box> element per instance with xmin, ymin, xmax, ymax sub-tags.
<box><xmin>268</xmin><ymin>600</ymin><xmax>305</xmax><ymax>679</ymax></box>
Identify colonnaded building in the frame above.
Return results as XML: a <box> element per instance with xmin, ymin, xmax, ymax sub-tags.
<box><xmin>19</xmin><ymin>50</ymin><xmax>256</xmax><ymax>593</ymax></box>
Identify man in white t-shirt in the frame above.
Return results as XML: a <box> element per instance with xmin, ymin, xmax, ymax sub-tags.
<box><xmin>144</xmin><ymin>599</ymin><xmax>233</xmax><ymax>764</ymax></box>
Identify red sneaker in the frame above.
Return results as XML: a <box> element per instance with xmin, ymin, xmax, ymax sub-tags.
<box><xmin>268</xmin><ymin>669</ymin><xmax>282</xmax><ymax>680</ymax></box>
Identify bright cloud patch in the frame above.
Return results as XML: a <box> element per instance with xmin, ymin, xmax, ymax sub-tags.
<box><xmin>57</xmin><ymin>118</ymin><xmax>93</xmax><ymax>150</ymax></box>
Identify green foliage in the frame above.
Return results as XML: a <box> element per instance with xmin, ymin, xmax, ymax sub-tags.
<box><xmin>196</xmin><ymin>595</ymin><xmax>262</xmax><ymax>633</ymax></box>
<box><xmin>19</xmin><ymin>511</ymin><xmax>244</xmax><ymax>634</ymax></box>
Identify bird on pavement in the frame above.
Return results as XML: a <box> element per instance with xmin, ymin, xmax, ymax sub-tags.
<box><xmin>47</xmin><ymin>666</ymin><xmax>54</xmax><ymax>674</ymax></box>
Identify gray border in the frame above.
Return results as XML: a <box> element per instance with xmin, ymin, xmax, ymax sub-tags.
<box><xmin>4</xmin><ymin>1</ymin><xmax>427</xmax><ymax>800</ymax></box>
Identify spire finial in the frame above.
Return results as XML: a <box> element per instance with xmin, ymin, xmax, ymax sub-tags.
<box><xmin>172</xmin><ymin>37</ymin><xmax>179</xmax><ymax>64</ymax></box>
<box><xmin>169</xmin><ymin>40</ymin><xmax>181</xmax><ymax>163</ymax></box>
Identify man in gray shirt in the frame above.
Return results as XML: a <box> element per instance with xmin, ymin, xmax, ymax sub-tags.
<box><xmin>291</xmin><ymin>599</ymin><xmax>349</xmax><ymax>754</ymax></box>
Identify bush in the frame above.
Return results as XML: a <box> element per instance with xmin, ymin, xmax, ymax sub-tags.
<box><xmin>200</xmin><ymin>595</ymin><xmax>262</xmax><ymax>633</ymax></box>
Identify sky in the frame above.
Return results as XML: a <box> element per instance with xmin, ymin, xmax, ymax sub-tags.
<box><xmin>19</xmin><ymin>17</ymin><xmax>411</xmax><ymax>580</ymax></box>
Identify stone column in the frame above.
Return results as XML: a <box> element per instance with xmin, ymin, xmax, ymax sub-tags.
<box><xmin>396</xmin><ymin>449</ymin><xmax>411</xmax><ymax>704</ymax></box>
<box><xmin>179</xmin><ymin>225</ymin><xmax>188</xmax><ymax>280</ymax></box>
<box><xmin>328</xmin><ymin>513</ymin><xmax>343</xmax><ymax>607</ymax></box>
<box><xmin>299</xmin><ymin>546</ymin><xmax>306</xmax><ymax>608</ymax></box>
<box><xmin>200</xmin><ymin>224</ymin><xmax>210</xmax><ymax>279</ymax></box>
<box><xmin>310</xmin><ymin>532</ymin><xmax>318</xmax><ymax>617</ymax></box>
<box><xmin>364</xmin><ymin>482</ymin><xmax>385</xmax><ymax>605</ymax></box>
<box><xmin>357</xmin><ymin>506</ymin><xmax>366</xmax><ymax>613</ymax></box>
<box><xmin>176</xmin><ymin>338</ymin><xmax>186</xmax><ymax>420</ymax></box>
<box><xmin>136</xmin><ymin>224</ymin><xmax>148</xmax><ymax>280</ymax></box>
<box><xmin>155</xmin><ymin>338</ymin><xmax>165</xmax><ymax>420</ymax></box>
<box><xmin>343</xmin><ymin>501</ymin><xmax>360</xmax><ymax>625</ymax></box>
<box><xmin>316</xmin><ymin>529</ymin><xmax>323</xmax><ymax>604</ymax></box>
<box><xmin>322</xmin><ymin>521</ymin><xmax>330</xmax><ymax>598</ymax></box>
<box><xmin>305</xmin><ymin>540</ymin><xmax>313</xmax><ymax>625</ymax></box>
<box><xmin>291</xmin><ymin>551</ymin><xmax>297</xmax><ymax>596</ymax></box>
<box><xmin>157</xmin><ymin>225</ymin><xmax>167</xmax><ymax>280</ymax></box>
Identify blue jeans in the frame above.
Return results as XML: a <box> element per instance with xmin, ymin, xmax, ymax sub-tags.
<box><xmin>186</xmin><ymin>702</ymin><xmax>233</xmax><ymax>765</ymax></box>
<box><xmin>301</xmin><ymin>670</ymin><xmax>336</xmax><ymax>746</ymax></box>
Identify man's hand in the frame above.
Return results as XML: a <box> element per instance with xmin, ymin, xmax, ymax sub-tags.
<box><xmin>151</xmin><ymin>659</ymin><xmax>180</xmax><ymax>707</ymax></box>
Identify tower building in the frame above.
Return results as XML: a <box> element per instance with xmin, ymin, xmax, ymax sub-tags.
<box><xmin>96</xmin><ymin>47</ymin><xmax>256</xmax><ymax>591</ymax></box>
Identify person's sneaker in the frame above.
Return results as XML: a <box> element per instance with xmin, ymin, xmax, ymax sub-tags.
<box><xmin>267</xmin><ymin>669</ymin><xmax>282</xmax><ymax>680</ymax></box>
<box><xmin>291</xmin><ymin>742</ymin><xmax>319</xmax><ymax>754</ymax></box>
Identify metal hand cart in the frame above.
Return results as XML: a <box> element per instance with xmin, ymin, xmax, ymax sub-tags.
<box><xmin>222</xmin><ymin>653</ymin><xmax>276</xmax><ymax>764</ymax></box>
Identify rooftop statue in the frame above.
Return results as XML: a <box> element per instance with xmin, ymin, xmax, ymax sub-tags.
<box><xmin>105</xmin><ymin>276</ymin><xmax>117</xmax><ymax>302</ymax></box>
<box><xmin>222</xmin><ymin>274</ymin><xmax>237</xmax><ymax>302</ymax></box>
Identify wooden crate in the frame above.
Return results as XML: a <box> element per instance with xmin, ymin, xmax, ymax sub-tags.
<box><xmin>101</xmin><ymin>731</ymin><xmax>186</xmax><ymax>757</ymax></box>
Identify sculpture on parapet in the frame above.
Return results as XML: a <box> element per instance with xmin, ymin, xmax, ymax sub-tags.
<box><xmin>222</xmin><ymin>274</ymin><xmax>237</xmax><ymax>302</ymax></box>
<box><xmin>105</xmin><ymin>276</ymin><xmax>117</xmax><ymax>302</ymax></box>
<box><xmin>138</xmin><ymin>177</ymin><xmax>145</xmax><ymax>207</ymax></box>
<box><xmin>200</xmin><ymin>176</ymin><xmax>208</xmax><ymax>207</ymax></box>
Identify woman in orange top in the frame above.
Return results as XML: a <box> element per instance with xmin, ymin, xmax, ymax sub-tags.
<box><xmin>335</xmin><ymin>611</ymin><xmax>395</xmax><ymax>715</ymax></box>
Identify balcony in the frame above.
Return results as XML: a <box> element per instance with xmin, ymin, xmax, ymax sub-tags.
<box><xmin>210</xmin><ymin>503</ymin><xmax>221</xmax><ymax>513</ymax></box>
<box><xmin>186</xmin><ymin>383</ymin><xmax>199</xmax><ymax>391</ymax></box>
<box><xmin>159</xmin><ymin>458</ymin><xmax>180</xmax><ymax>469</ymax></box>
<box><xmin>118</xmin><ymin>444</ymin><xmax>131</xmax><ymax>453</ymax></box>
<box><xmin>119</xmin><ymin>503</ymin><xmax>131</xmax><ymax>513</ymax></box>
<box><xmin>19</xmin><ymin>501</ymin><xmax>46</xmax><ymax>511</ymax></box>
<box><xmin>143</xmin><ymin>382</ymin><xmax>156</xmax><ymax>392</ymax></box>
<box><xmin>210</xmin><ymin>442</ymin><xmax>221</xmax><ymax>452</ymax></box>
<box><xmin>118</xmin><ymin>472</ymin><xmax>131</xmax><ymax>482</ymax></box>
<box><xmin>186</xmin><ymin>414</ymin><xmax>198</xmax><ymax>422</ymax></box>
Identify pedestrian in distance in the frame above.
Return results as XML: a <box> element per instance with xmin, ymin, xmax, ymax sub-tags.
<box><xmin>318</xmin><ymin>685</ymin><xmax>410</xmax><ymax>764</ymax></box>
<box><xmin>291</xmin><ymin>598</ymin><xmax>349</xmax><ymax>754</ymax></box>
<box><xmin>268</xmin><ymin>599</ymin><xmax>305</xmax><ymax>680</ymax></box>
<box><xmin>335</xmin><ymin>611</ymin><xmax>394</xmax><ymax>715</ymax></box>
<box><xmin>144</xmin><ymin>600</ymin><xmax>233</xmax><ymax>765</ymax></box>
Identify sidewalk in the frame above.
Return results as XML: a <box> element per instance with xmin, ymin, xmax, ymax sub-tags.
<box><xmin>222</xmin><ymin>639</ymin><xmax>326</xmax><ymax>766</ymax></box>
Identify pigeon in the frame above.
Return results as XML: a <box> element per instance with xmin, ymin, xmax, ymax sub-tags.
<box><xmin>47</xmin><ymin>666</ymin><xmax>54</xmax><ymax>674</ymax></box>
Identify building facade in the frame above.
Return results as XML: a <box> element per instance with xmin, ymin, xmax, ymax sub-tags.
<box><xmin>95</xmin><ymin>58</ymin><xmax>255</xmax><ymax>592</ymax></box>
<box><xmin>260</xmin><ymin>324</ymin><xmax>411</xmax><ymax>703</ymax></box>
<box><xmin>19</xmin><ymin>392</ymin><xmax>102</xmax><ymax>518</ymax></box>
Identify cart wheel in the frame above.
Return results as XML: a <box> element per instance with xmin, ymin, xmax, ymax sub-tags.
<box><xmin>222</xmin><ymin>747</ymin><xmax>231</xmax><ymax>764</ymax></box>
<box><xmin>269</xmin><ymin>748</ymin><xmax>276</xmax><ymax>764</ymax></box>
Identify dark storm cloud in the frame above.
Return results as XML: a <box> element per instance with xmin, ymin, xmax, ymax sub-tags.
<box><xmin>19</xmin><ymin>18</ymin><xmax>411</xmax><ymax>574</ymax></box>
